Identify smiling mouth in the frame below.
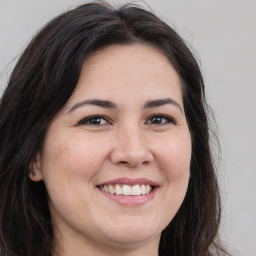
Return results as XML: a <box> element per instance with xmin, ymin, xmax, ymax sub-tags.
<box><xmin>98</xmin><ymin>184</ymin><xmax>154</xmax><ymax>196</ymax></box>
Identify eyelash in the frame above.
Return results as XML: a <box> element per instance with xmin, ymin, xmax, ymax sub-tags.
<box><xmin>77</xmin><ymin>115</ymin><xmax>110</xmax><ymax>126</ymax></box>
<box><xmin>146</xmin><ymin>114</ymin><xmax>177</xmax><ymax>125</ymax></box>
<box><xmin>77</xmin><ymin>114</ymin><xmax>176</xmax><ymax>126</ymax></box>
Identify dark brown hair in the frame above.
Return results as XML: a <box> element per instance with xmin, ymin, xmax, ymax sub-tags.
<box><xmin>0</xmin><ymin>2</ymin><xmax>229</xmax><ymax>256</ymax></box>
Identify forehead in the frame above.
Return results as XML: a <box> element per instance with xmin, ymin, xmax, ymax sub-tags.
<box><xmin>65</xmin><ymin>43</ymin><xmax>183</xmax><ymax>109</ymax></box>
<box><xmin>81</xmin><ymin>43</ymin><xmax>179</xmax><ymax>81</ymax></box>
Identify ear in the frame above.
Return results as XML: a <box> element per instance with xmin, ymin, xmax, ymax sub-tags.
<box><xmin>29</xmin><ymin>153</ymin><xmax>43</xmax><ymax>182</ymax></box>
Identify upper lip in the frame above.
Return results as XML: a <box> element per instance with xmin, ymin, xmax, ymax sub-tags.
<box><xmin>96</xmin><ymin>177</ymin><xmax>159</xmax><ymax>187</ymax></box>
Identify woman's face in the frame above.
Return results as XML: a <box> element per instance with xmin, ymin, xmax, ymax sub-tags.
<box><xmin>31</xmin><ymin>44</ymin><xmax>191</xmax><ymax>254</ymax></box>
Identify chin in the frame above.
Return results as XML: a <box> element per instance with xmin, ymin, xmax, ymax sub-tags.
<box><xmin>104</xmin><ymin>232</ymin><xmax>160</xmax><ymax>249</ymax></box>
<box><xmin>101</xmin><ymin>219</ymin><xmax>163</xmax><ymax>247</ymax></box>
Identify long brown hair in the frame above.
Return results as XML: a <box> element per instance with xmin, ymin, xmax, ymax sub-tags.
<box><xmin>0</xmin><ymin>2</ymin><xmax>229</xmax><ymax>255</ymax></box>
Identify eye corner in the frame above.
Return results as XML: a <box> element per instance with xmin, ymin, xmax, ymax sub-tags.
<box><xmin>77</xmin><ymin>115</ymin><xmax>112</xmax><ymax>126</ymax></box>
<box><xmin>146</xmin><ymin>114</ymin><xmax>177</xmax><ymax>126</ymax></box>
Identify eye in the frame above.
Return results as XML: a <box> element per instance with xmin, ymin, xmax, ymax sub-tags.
<box><xmin>78</xmin><ymin>115</ymin><xmax>110</xmax><ymax>126</ymax></box>
<box><xmin>146</xmin><ymin>114</ymin><xmax>176</xmax><ymax>125</ymax></box>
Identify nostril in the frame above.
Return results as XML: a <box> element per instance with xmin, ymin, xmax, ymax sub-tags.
<box><xmin>117</xmin><ymin>160</ymin><xmax>150</xmax><ymax>167</ymax></box>
<box><xmin>119</xmin><ymin>161</ymin><xmax>129</xmax><ymax>165</ymax></box>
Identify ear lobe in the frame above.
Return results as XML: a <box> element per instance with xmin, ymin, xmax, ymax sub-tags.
<box><xmin>29</xmin><ymin>153</ymin><xmax>43</xmax><ymax>182</ymax></box>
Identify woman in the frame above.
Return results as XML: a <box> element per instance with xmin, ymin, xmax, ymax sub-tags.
<box><xmin>0</xmin><ymin>2</ymin><xmax>229</xmax><ymax>256</ymax></box>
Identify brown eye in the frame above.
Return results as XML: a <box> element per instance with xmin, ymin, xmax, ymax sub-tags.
<box><xmin>78</xmin><ymin>115</ymin><xmax>109</xmax><ymax>125</ymax></box>
<box><xmin>147</xmin><ymin>114</ymin><xmax>176</xmax><ymax>125</ymax></box>
<box><xmin>151</xmin><ymin>116</ymin><xmax>164</xmax><ymax>124</ymax></box>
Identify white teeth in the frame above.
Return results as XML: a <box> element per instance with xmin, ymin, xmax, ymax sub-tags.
<box><xmin>123</xmin><ymin>185</ymin><xmax>132</xmax><ymax>195</ymax></box>
<box><xmin>109</xmin><ymin>185</ymin><xmax>115</xmax><ymax>194</ymax></box>
<box><xmin>99</xmin><ymin>184</ymin><xmax>153</xmax><ymax>196</ymax></box>
<box><xmin>115</xmin><ymin>184</ymin><xmax>122</xmax><ymax>195</ymax></box>
<box><xmin>104</xmin><ymin>185</ymin><xmax>109</xmax><ymax>193</ymax></box>
<box><xmin>132</xmin><ymin>184</ymin><xmax>141</xmax><ymax>195</ymax></box>
<box><xmin>141</xmin><ymin>184</ymin><xmax>146</xmax><ymax>195</ymax></box>
<box><xmin>145</xmin><ymin>184</ymin><xmax>150</xmax><ymax>194</ymax></box>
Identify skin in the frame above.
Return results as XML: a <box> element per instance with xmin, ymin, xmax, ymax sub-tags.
<box><xmin>30</xmin><ymin>44</ymin><xmax>192</xmax><ymax>256</ymax></box>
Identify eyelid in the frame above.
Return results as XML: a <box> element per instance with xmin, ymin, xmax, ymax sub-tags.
<box><xmin>77</xmin><ymin>114</ymin><xmax>112</xmax><ymax>126</ymax></box>
<box><xmin>146</xmin><ymin>114</ymin><xmax>177</xmax><ymax>125</ymax></box>
<box><xmin>76</xmin><ymin>113</ymin><xmax>176</xmax><ymax>126</ymax></box>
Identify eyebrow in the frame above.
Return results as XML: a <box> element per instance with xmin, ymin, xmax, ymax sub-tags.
<box><xmin>67</xmin><ymin>98</ymin><xmax>183</xmax><ymax>114</ymax></box>
<box><xmin>67</xmin><ymin>99</ymin><xmax>117</xmax><ymax>113</ymax></box>
<box><xmin>144</xmin><ymin>98</ymin><xmax>183</xmax><ymax>113</ymax></box>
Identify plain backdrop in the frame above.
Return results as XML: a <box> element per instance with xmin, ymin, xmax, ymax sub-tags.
<box><xmin>0</xmin><ymin>0</ymin><xmax>255</xmax><ymax>255</ymax></box>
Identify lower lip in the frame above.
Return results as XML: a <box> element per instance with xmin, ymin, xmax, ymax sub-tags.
<box><xmin>98</xmin><ymin>187</ymin><xmax>158</xmax><ymax>206</ymax></box>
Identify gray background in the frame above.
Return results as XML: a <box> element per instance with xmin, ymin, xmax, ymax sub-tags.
<box><xmin>0</xmin><ymin>0</ymin><xmax>255</xmax><ymax>255</ymax></box>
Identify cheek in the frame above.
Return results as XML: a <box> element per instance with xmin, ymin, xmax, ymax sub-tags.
<box><xmin>41</xmin><ymin>132</ymin><xmax>109</xmax><ymax>179</ymax></box>
<box><xmin>155</xmin><ymin>130</ymin><xmax>191</xmax><ymax>207</ymax></box>
<box><xmin>39</xmin><ymin>133</ymin><xmax>110</xmax><ymax>211</ymax></box>
<box><xmin>155</xmin><ymin>131</ymin><xmax>192</xmax><ymax>179</ymax></box>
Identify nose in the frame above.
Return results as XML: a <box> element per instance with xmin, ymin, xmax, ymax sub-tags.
<box><xmin>110</xmin><ymin>125</ymin><xmax>154</xmax><ymax>168</ymax></box>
